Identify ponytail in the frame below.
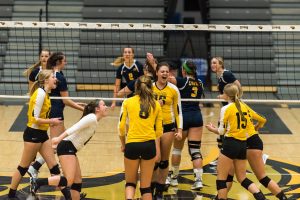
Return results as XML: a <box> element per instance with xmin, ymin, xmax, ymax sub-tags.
<box><xmin>111</xmin><ymin>57</ymin><xmax>124</xmax><ymax>67</ymax></box>
<box><xmin>81</xmin><ymin>100</ymin><xmax>99</xmax><ymax>118</ymax></box>
<box><xmin>135</xmin><ymin>75</ymin><xmax>156</xmax><ymax>112</ymax></box>
<box><xmin>29</xmin><ymin>70</ymin><xmax>53</xmax><ymax>96</ymax></box>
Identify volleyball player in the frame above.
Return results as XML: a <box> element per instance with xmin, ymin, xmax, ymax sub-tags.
<box><xmin>30</xmin><ymin>99</ymin><xmax>109</xmax><ymax>199</ymax></box>
<box><xmin>23</xmin><ymin>49</ymin><xmax>51</xmax><ymax>92</ymax></box>
<box><xmin>152</xmin><ymin>62</ymin><xmax>183</xmax><ymax>199</ymax></box>
<box><xmin>205</xmin><ymin>83</ymin><xmax>267</xmax><ymax>200</ymax></box>
<box><xmin>117</xmin><ymin>54</ymin><xmax>158</xmax><ymax>97</ymax></box>
<box><xmin>111</xmin><ymin>47</ymin><xmax>144</xmax><ymax>109</ymax></box>
<box><xmin>8</xmin><ymin>70</ymin><xmax>62</xmax><ymax>199</ymax></box>
<box><xmin>210</xmin><ymin>57</ymin><xmax>241</xmax><ymax>165</ymax></box>
<box><xmin>166</xmin><ymin>60</ymin><xmax>204</xmax><ymax>190</ymax></box>
<box><xmin>118</xmin><ymin>75</ymin><xmax>163</xmax><ymax>200</ymax></box>
<box><xmin>28</xmin><ymin>52</ymin><xmax>85</xmax><ymax>179</ymax></box>
<box><xmin>224</xmin><ymin>96</ymin><xmax>288</xmax><ymax>199</ymax></box>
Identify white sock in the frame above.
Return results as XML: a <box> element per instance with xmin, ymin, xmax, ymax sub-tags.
<box><xmin>36</xmin><ymin>157</ymin><xmax>46</xmax><ymax>165</ymax></box>
<box><xmin>193</xmin><ymin>168</ymin><xmax>203</xmax><ymax>180</ymax></box>
<box><xmin>172</xmin><ymin>165</ymin><xmax>180</xmax><ymax>178</ymax></box>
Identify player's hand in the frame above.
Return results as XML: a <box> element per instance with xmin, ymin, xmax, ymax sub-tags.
<box><xmin>175</xmin><ymin>130</ymin><xmax>182</xmax><ymax>140</ymax></box>
<box><xmin>51</xmin><ymin>137</ymin><xmax>60</xmax><ymax>149</ymax></box>
<box><xmin>50</xmin><ymin>118</ymin><xmax>63</xmax><ymax>126</ymax></box>
<box><xmin>205</xmin><ymin>122</ymin><xmax>216</xmax><ymax>132</ymax></box>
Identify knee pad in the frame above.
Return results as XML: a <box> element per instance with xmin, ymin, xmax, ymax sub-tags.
<box><xmin>58</xmin><ymin>176</ymin><xmax>68</xmax><ymax>187</ymax></box>
<box><xmin>259</xmin><ymin>176</ymin><xmax>271</xmax><ymax>188</ymax></box>
<box><xmin>241</xmin><ymin>178</ymin><xmax>253</xmax><ymax>190</ymax></box>
<box><xmin>140</xmin><ymin>187</ymin><xmax>151</xmax><ymax>195</ymax></box>
<box><xmin>49</xmin><ymin>164</ymin><xmax>60</xmax><ymax>175</ymax></box>
<box><xmin>172</xmin><ymin>148</ymin><xmax>182</xmax><ymax>156</ymax></box>
<box><xmin>158</xmin><ymin>160</ymin><xmax>169</xmax><ymax>169</ymax></box>
<box><xmin>216</xmin><ymin>180</ymin><xmax>227</xmax><ymax>190</ymax></box>
<box><xmin>226</xmin><ymin>174</ymin><xmax>234</xmax><ymax>182</ymax></box>
<box><xmin>125</xmin><ymin>182</ymin><xmax>136</xmax><ymax>188</ymax></box>
<box><xmin>188</xmin><ymin>141</ymin><xmax>202</xmax><ymax>161</ymax></box>
<box><xmin>154</xmin><ymin>162</ymin><xmax>159</xmax><ymax>171</ymax></box>
<box><xmin>17</xmin><ymin>166</ymin><xmax>29</xmax><ymax>176</ymax></box>
<box><xmin>71</xmin><ymin>183</ymin><xmax>82</xmax><ymax>193</ymax></box>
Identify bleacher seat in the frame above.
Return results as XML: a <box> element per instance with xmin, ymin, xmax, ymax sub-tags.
<box><xmin>0</xmin><ymin>6</ymin><xmax>12</xmax><ymax>18</ymax></box>
<box><xmin>224</xmin><ymin>59</ymin><xmax>276</xmax><ymax>73</ymax></box>
<box><xmin>211</xmin><ymin>47</ymin><xmax>274</xmax><ymax>59</ymax></box>
<box><xmin>209</xmin><ymin>9</ymin><xmax>271</xmax><ymax>20</ymax></box>
<box><xmin>79</xmin><ymin>31</ymin><xmax>164</xmax><ymax>45</ymax></box>
<box><xmin>209</xmin><ymin>0</ymin><xmax>270</xmax><ymax>8</ymax></box>
<box><xmin>82</xmin><ymin>7</ymin><xmax>164</xmax><ymax>19</ymax></box>
<box><xmin>75</xmin><ymin>71</ymin><xmax>115</xmax><ymax>84</ymax></box>
<box><xmin>84</xmin><ymin>0</ymin><xmax>164</xmax><ymax>7</ymax></box>
<box><xmin>210</xmin><ymin>33</ymin><xmax>273</xmax><ymax>46</ymax></box>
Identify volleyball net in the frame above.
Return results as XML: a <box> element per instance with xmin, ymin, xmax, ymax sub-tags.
<box><xmin>0</xmin><ymin>21</ymin><xmax>300</xmax><ymax>103</ymax></box>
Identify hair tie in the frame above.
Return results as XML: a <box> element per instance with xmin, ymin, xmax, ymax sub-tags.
<box><xmin>182</xmin><ymin>61</ymin><xmax>192</xmax><ymax>74</ymax></box>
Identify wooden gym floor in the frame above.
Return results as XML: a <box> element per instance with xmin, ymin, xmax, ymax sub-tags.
<box><xmin>0</xmin><ymin>101</ymin><xmax>299</xmax><ymax>199</ymax></box>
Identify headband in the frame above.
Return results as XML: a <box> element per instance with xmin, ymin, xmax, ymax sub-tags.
<box><xmin>182</xmin><ymin>61</ymin><xmax>192</xmax><ymax>74</ymax></box>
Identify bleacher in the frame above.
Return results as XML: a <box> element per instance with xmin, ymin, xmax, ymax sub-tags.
<box><xmin>77</xmin><ymin>0</ymin><xmax>166</xmax><ymax>95</ymax></box>
<box><xmin>0</xmin><ymin>0</ymin><xmax>13</xmax><ymax>92</ymax></box>
<box><xmin>208</xmin><ymin>0</ymin><xmax>276</xmax><ymax>96</ymax></box>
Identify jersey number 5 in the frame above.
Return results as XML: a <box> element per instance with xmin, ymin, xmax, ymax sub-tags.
<box><xmin>236</xmin><ymin>112</ymin><xmax>247</xmax><ymax>129</ymax></box>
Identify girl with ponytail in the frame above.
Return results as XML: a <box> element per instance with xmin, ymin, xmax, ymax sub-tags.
<box><xmin>206</xmin><ymin>83</ymin><xmax>267</xmax><ymax>200</ymax></box>
<box><xmin>31</xmin><ymin>99</ymin><xmax>109</xmax><ymax>199</ymax></box>
<box><xmin>118</xmin><ymin>75</ymin><xmax>163</xmax><ymax>200</ymax></box>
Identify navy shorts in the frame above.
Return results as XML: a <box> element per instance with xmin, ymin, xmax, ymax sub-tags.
<box><xmin>183</xmin><ymin>111</ymin><xmax>203</xmax><ymax>131</ymax></box>
<box><xmin>247</xmin><ymin>134</ymin><xmax>263</xmax><ymax>150</ymax></box>
<box><xmin>125</xmin><ymin>140</ymin><xmax>156</xmax><ymax>160</ymax></box>
<box><xmin>163</xmin><ymin>123</ymin><xmax>176</xmax><ymax>133</ymax></box>
<box><xmin>23</xmin><ymin>127</ymin><xmax>49</xmax><ymax>143</ymax></box>
<box><xmin>57</xmin><ymin>140</ymin><xmax>77</xmax><ymax>156</ymax></box>
<box><xmin>50</xmin><ymin>104</ymin><xmax>65</xmax><ymax>120</ymax></box>
<box><xmin>221</xmin><ymin>137</ymin><xmax>247</xmax><ymax>160</ymax></box>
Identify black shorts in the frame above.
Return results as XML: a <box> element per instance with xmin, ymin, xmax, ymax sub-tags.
<box><xmin>247</xmin><ymin>134</ymin><xmax>263</xmax><ymax>150</ymax></box>
<box><xmin>221</xmin><ymin>137</ymin><xmax>247</xmax><ymax>160</ymax></box>
<box><xmin>124</xmin><ymin>140</ymin><xmax>156</xmax><ymax>160</ymax></box>
<box><xmin>163</xmin><ymin>123</ymin><xmax>176</xmax><ymax>133</ymax></box>
<box><xmin>50</xmin><ymin>104</ymin><xmax>65</xmax><ymax>120</ymax></box>
<box><xmin>23</xmin><ymin>127</ymin><xmax>49</xmax><ymax>143</ymax></box>
<box><xmin>57</xmin><ymin>140</ymin><xmax>77</xmax><ymax>156</ymax></box>
<box><xmin>183</xmin><ymin>111</ymin><xmax>203</xmax><ymax>131</ymax></box>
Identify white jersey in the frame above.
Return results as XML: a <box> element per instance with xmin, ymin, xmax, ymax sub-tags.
<box><xmin>64</xmin><ymin>113</ymin><xmax>98</xmax><ymax>151</ymax></box>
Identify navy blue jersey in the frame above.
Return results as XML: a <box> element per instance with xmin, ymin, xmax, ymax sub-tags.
<box><xmin>116</xmin><ymin>60</ymin><xmax>143</xmax><ymax>84</ymax></box>
<box><xmin>218</xmin><ymin>69</ymin><xmax>237</xmax><ymax>94</ymax></box>
<box><xmin>127</xmin><ymin>79</ymin><xmax>136</xmax><ymax>93</ymax></box>
<box><xmin>50</xmin><ymin>71</ymin><xmax>68</xmax><ymax>109</ymax></box>
<box><xmin>29</xmin><ymin>66</ymin><xmax>42</xmax><ymax>82</ymax></box>
<box><xmin>176</xmin><ymin>76</ymin><xmax>204</xmax><ymax>112</ymax></box>
<box><xmin>127</xmin><ymin>75</ymin><xmax>155</xmax><ymax>95</ymax></box>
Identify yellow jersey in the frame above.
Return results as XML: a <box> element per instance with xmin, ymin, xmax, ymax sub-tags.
<box><xmin>152</xmin><ymin>82</ymin><xmax>183</xmax><ymax>129</ymax></box>
<box><xmin>27</xmin><ymin>88</ymin><xmax>51</xmax><ymax>131</ymax></box>
<box><xmin>118</xmin><ymin>95</ymin><xmax>163</xmax><ymax>143</ymax></box>
<box><xmin>241</xmin><ymin>102</ymin><xmax>267</xmax><ymax>137</ymax></box>
<box><xmin>219</xmin><ymin>101</ymin><xmax>251</xmax><ymax>140</ymax></box>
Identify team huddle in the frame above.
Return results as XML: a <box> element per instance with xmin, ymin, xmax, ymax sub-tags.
<box><xmin>7</xmin><ymin>47</ymin><xmax>288</xmax><ymax>200</ymax></box>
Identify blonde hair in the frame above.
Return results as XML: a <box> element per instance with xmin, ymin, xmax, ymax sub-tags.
<box><xmin>111</xmin><ymin>47</ymin><xmax>134</xmax><ymax>67</ymax></box>
<box><xmin>135</xmin><ymin>75</ymin><xmax>156</xmax><ymax>112</ymax></box>
<box><xmin>224</xmin><ymin>83</ymin><xmax>245</xmax><ymax>120</ymax></box>
<box><xmin>30</xmin><ymin>70</ymin><xmax>53</xmax><ymax>96</ymax></box>
<box><xmin>212</xmin><ymin>56</ymin><xmax>224</xmax><ymax>69</ymax></box>
<box><xmin>23</xmin><ymin>49</ymin><xmax>51</xmax><ymax>77</ymax></box>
